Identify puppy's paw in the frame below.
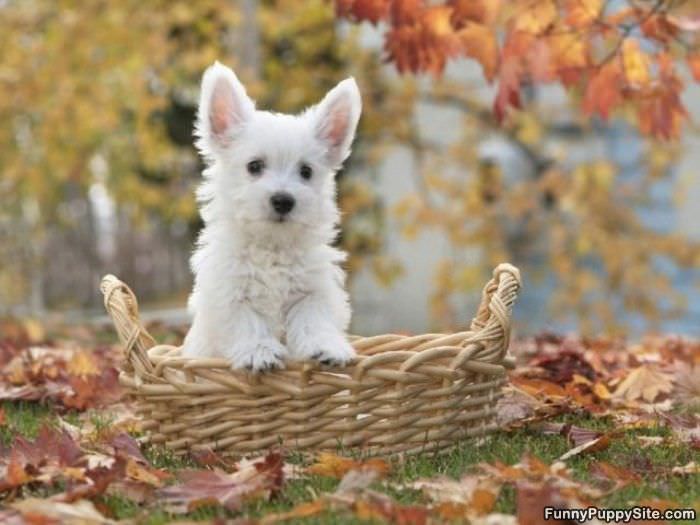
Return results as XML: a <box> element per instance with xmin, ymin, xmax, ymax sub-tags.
<box><xmin>230</xmin><ymin>338</ymin><xmax>287</xmax><ymax>373</ymax></box>
<box><xmin>291</xmin><ymin>331</ymin><xmax>356</xmax><ymax>367</ymax></box>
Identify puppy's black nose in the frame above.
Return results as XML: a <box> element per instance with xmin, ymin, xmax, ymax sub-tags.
<box><xmin>270</xmin><ymin>192</ymin><xmax>295</xmax><ymax>215</ymax></box>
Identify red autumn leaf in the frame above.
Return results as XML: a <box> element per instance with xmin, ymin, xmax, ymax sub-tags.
<box><xmin>156</xmin><ymin>452</ymin><xmax>285</xmax><ymax>513</ymax></box>
<box><xmin>641</xmin><ymin>13</ymin><xmax>679</xmax><ymax>42</ymax></box>
<box><xmin>390</xmin><ymin>0</ymin><xmax>424</xmax><ymax>26</ymax></box>
<box><xmin>108</xmin><ymin>433</ymin><xmax>148</xmax><ymax>465</ymax></box>
<box><xmin>190</xmin><ymin>448</ymin><xmax>237</xmax><ymax>471</ymax></box>
<box><xmin>336</xmin><ymin>0</ymin><xmax>390</xmax><ymax>24</ymax></box>
<box><xmin>0</xmin><ymin>425</ymin><xmax>84</xmax><ymax>492</ymax></box>
<box><xmin>530</xmin><ymin>348</ymin><xmax>597</xmax><ymax>385</ymax></box>
<box><xmin>583</xmin><ymin>60</ymin><xmax>623</xmax><ymax>119</ymax></box>
<box><xmin>493</xmin><ymin>58</ymin><xmax>522</xmax><ymax>122</ymax></box>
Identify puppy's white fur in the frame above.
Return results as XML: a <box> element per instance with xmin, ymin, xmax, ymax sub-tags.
<box><xmin>182</xmin><ymin>62</ymin><xmax>361</xmax><ymax>371</ymax></box>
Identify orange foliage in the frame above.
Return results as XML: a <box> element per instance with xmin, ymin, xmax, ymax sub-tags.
<box><xmin>335</xmin><ymin>0</ymin><xmax>700</xmax><ymax>139</ymax></box>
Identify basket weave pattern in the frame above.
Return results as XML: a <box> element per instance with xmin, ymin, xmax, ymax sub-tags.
<box><xmin>101</xmin><ymin>263</ymin><xmax>520</xmax><ymax>456</ymax></box>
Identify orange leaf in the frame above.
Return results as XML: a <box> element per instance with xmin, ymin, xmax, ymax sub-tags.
<box><xmin>510</xmin><ymin>377</ymin><xmax>567</xmax><ymax>399</ymax></box>
<box><xmin>583</xmin><ymin>60</ymin><xmax>623</xmax><ymax>119</ymax></box>
<box><xmin>641</xmin><ymin>13</ymin><xmax>678</xmax><ymax>42</ymax></box>
<box><xmin>449</xmin><ymin>0</ymin><xmax>501</xmax><ymax>26</ymax></box>
<box><xmin>687</xmin><ymin>54</ymin><xmax>700</xmax><ymax>81</ymax></box>
<box><xmin>513</xmin><ymin>0</ymin><xmax>557</xmax><ymax>35</ymax></box>
<box><xmin>458</xmin><ymin>22</ymin><xmax>499</xmax><ymax>81</ymax></box>
<box><xmin>390</xmin><ymin>0</ymin><xmax>423</xmax><ymax>26</ymax></box>
<box><xmin>260</xmin><ymin>500</ymin><xmax>327</xmax><ymax>524</ymax></box>
<box><xmin>590</xmin><ymin>461</ymin><xmax>641</xmax><ymax>486</ymax></box>
<box><xmin>565</xmin><ymin>0</ymin><xmax>602</xmax><ymax>27</ymax></box>
<box><xmin>307</xmin><ymin>453</ymin><xmax>390</xmax><ymax>479</ymax></box>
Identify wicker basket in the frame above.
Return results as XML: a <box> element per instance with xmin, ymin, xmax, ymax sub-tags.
<box><xmin>100</xmin><ymin>263</ymin><xmax>520</xmax><ymax>456</ymax></box>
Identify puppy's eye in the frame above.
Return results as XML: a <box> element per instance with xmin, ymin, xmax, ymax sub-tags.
<box><xmin>247</xmin><ymin>159</ymin><xmax>265</xmax><ymax>175</ymax></box>
<box><xmin>299</xmin><ymin>163</ymin><xmax>313</xmax><ymax>180</ymax></box>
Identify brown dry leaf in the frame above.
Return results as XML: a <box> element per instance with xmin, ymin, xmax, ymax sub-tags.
<box><xmin>589</xmin><ymin>461</ymin><xmax>641</xmax><ymax>488</ymax></box>
<box><xmin>672</xmin><ymin>362</ymin><xmax>700</xmax><ymax>407</ymax></box>
<box><xmin>67</xmin><ymin>351</ymin><xmax>100</xmax><ymax>378</ymax></box>
<box><xmin>495</xmin><ymin>387</ymin><xmax>537</xmax><ymax>427</ymax></box>
<box><xmin>306</xmin><ymin>452</ymin><xmax>390</xmax><ymax>479</ymax></box>
<box><xmin>259</xmin><ymin>500</ymin><xmax>327</xmax><ymax>524</ymax></box>
<box><xmin>614</xmin><ymin>364</ymin><xmax>673</xmax><ymax>403</ymax></box>
<box><xmin>559</xmin><ymin>434</ymin><xmax>611</xmax><ymax>461</ymax></box>
<box><xmin>636</xmin><ymin>436</ymin><xmax>666</xmax><ymax>448</ymax></box>
<box><xmin>343</xmin><ymin>490</ymin><xmax>429</xmax><ymax>525</ymax></box>
<box><xmin>541</xmin><ymin>422</ymin><xmax>605</xmax><ymax>448</ymax></box>
<box><xmin>10</xmin><ymin>497</ymin><xmax>115</xmax><ymax>524</ymax></box>
<box><xmin>516</xmin><ymin>480</ymin><xmax>583</xmax><ymax>525</ymax></box>
<box><xmin>125</xmin><ymin>458</ymin><xmax>167</xmax><ymax>487</ymax></box>
<box><xmin>411</xmin><ymin>475</ymin><xmax>500</xmax><ymax>519</ymax></box>
<box><xmin>156</xmin><ymin>452</ymin><xmax>285</xmax><ymax>513</ymax></box>
<box><xmin>0</xmin><ymin>425</ymin><xmax>85</xmax><ymax>492</ymax></box>
<box><xmin>510</xmin><ymin>377</ymin><xmax>567</xmax><ymax>399</ymax></box>
<box><xmin>671</xmin><ymin>461</ymin><xmax>700</xmax><ymax>475</ymax></box>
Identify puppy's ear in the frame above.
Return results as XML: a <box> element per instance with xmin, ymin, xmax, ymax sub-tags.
<box><xmin>196</xmin><ymin>62</ymin><xmax>255</xmax><ymax>156</ymax></box>
<box><xmin>311</xmin><ymin>78</ymin><xmax>362</xmax><ymax>168</ymax></box>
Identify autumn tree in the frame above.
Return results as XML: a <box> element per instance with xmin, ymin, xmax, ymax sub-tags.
<box><xmin>0</xmin><ymin>0</ymin><xmax>403</xmax><ymax>311</ymax></box>
<box><xmin>335</xmin><ymin>0</ymin><xmax>700</xmax><ymax>332</ymax></box>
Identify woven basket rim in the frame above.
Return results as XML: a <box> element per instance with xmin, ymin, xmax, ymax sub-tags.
<box><xmin>101</xmin><ymin>263</ymin><xmax>520</xmax><ymax>378</ymax></box>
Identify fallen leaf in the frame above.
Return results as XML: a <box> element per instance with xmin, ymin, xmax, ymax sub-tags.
<box><xmin>671</xmin><ymin>461</ymin><xmax>700</xmax><ymax>475</ymax></box>
<box><xmin>156</xmin><ymin>452</ymin><xmax>285</xmax><ymax>513</ymax></box>
<box><xmin>614</xmin><ymin>364</ymin><xmax>673</xmax><ymax>403</ymax></box>
<box><xmin>589</xmin><ymin>461</ymin><xmax>641</xmax><ymax>488</ymax></box>
<box><xmin>307</xmin><ymin>452</ymin><xmax>390</xmax><ymax>479</ymax></box>
<box><xmin>11</xmin><ymin>498</ymin><xmax>114</xmax><ymax>524</ymax></box>
<box><xmin>559</xmin><ymin>434</ymin><xmax>611</xmax><ymax>461</ymax></box>
<box><xmin>411</xmin><ymin>474</ymin><xmax>500</xmax><ymax>519</ymax></box>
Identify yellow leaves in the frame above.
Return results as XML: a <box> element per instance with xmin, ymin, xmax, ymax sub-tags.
<box><xmin>547</xmin><ymin>32</ymin><xmax>588</xmax><ymax>72</ymax></box>
<box><xmin>513</xmin><ymin>0</ymin><xmax>557</xmax><ymax>34</ymax></box>
<box><xmin>614</xmin><ymin>364</ymin><xmax>674</xmax><ymax>403</ymax></box>
<box><xmin>306</xmin><ymin>453</ymin><xmax>390</xmax><ymax>479</ymax></box>
<box><xmin>67</xmin><ymin>351</ymin><xmax>100</xmax><ymax>379</ymax></box>
<box><xmin>621</xmin><ymin>38</ymin><xmax>651</xmax><ymax>87</ymax></box>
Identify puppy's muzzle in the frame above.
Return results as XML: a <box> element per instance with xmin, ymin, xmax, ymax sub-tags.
<box><xmin>270</xmin><ymin>192</ymin><xmax>295</xmax><ymax>216</ymax></box>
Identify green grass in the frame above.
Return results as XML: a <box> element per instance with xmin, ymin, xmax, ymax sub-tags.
<box><xmin>2</xmin><ymin>401</ymin><xmax>699</xmax><ymax>524</ymax></box>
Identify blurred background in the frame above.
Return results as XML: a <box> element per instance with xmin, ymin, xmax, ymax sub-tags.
<box><xmin>1</xmin><ymin>0</ymin><xmax>699</xmax><ymax>338</ymax></box>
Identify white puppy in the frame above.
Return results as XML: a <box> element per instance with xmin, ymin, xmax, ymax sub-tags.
<box><xmin>182</xmin><ymin>62</ymin><xmax>360</xmax><ymax>372</ymax></box>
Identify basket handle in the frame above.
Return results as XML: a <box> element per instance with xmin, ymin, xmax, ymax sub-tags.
<box><xmin>468</xmin><ymin>263</ymin><xmax>521</xmax><ymax>362</ymax></box>
<box><xmin>101</xmin><ymin>274</ymin><xmax>157</xmax><ymax>375</ymax></box>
